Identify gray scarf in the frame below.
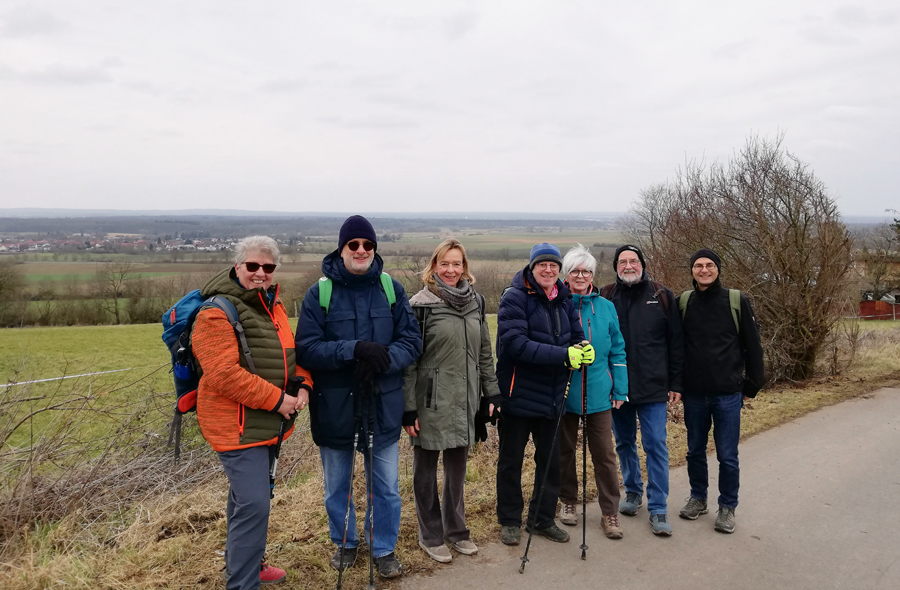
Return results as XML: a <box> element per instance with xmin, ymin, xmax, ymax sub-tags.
<box><xmin>432</xmin><ymin>274</ymin><xmax>475</xmax><ymax>311</ymax></box>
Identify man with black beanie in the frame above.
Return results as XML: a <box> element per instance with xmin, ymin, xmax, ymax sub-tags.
<box><xmin>677</xmin><ymin>248</ymin><xmax>764</xmax><ymax>535</ymax></box>
<box><xmin>601</xmin><ymin>244</ymin><xmax>683</xmax><ymax>536</ymax></box>
<box><xmin>296</xmin><ymin>215</ymin><xmax>422</xmax><ymax>578</ymax></box>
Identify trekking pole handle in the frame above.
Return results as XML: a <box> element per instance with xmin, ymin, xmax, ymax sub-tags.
<box><xmin>285</xmin><ymin>375</ymin><xmax>305</xmax><ymax>397</ymax></box>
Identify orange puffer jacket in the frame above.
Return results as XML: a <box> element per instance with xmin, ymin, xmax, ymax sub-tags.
<box><xmin>192</xmin><ymin>299</ymin><xmax>312</xmax><ymax>452</ymax></box>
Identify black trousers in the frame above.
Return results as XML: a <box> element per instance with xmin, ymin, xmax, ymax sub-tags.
<box><xmin>496</xmin><ymin>414</ymin><xmax>560</xmax><ymax>529</ymax></box>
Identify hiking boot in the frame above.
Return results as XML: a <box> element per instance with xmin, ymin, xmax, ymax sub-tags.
<box><xmin>500</xmin><ymin>525</ymin><xmax>521</xmax><ymax>546</ymax></box>
<box><xmin>450</xmin><ymin>539</ymin><xmax>478</xmax><ymax>555</ymax></box>
<box><xmin>559</xmin><ymin>503</ymin><xmax>577</xmax><ymax>526</ymax></box>
<box><xmin>649</xmin><ymin>513</ymin><xmax>673</xmax><ymax>536</ymax></box>
<box><xmin>715</xmin><ymin>506</ymin><xmax>736</xmax><ymax>534</ymax></box>
<box><xmin>619</xmin><ymin>492</ymin><xmax>643</xmax><ymax>516</ymax></box>
<box><xmin>533</xmin><ymin>522</ymin><xmax>570</xmax><ymax>543</ymax></box>
<box><xmin>374</xmin><ymin>552</ymin><xmax>403</xmax><ymax>578</ymax></box>
<box><xmin>679</xmin><ymin>497</ymin><xmax>709</xmax><ymax>520</ymax></box>
<box><xmin>330</xmin><ymin>546</ymin><xmax>358</xmax><ymax>571</ymax></box>
<box><xmin>600</xmin><ymin>514</ymin><xmax>624</xmax><ymax>539</ymax></box>
<box><xmin>259</xmin><ymin>561</ymin><xmax>287</xmax><ymax>585</ymax></box>
<box><xmin>418</xmin><ymin>541</ymin><xmax>452</xmax><ymax>564</ymax></box>
<box><xmin>222</xmin><ymin>560</ymin><xmax>287</xmax><ymax>585</ymax></box>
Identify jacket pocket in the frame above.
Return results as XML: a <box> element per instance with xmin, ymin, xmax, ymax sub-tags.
<box><xmin>425</xmin><ymin>368</ymin><xmax>439</xmax><ymax>410</ymax></box>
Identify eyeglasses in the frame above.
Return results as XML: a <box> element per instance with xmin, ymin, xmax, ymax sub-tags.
<box><xmin>692</xmin><ymin>263</ymin><xmax>717</xmax><ymax>271</ymax></box>
<box><xmin>617</xmin><ymin>259</ymin><xmax>641</xmax><ymax>268</ymax></box>
<box><xmin>346</xmin><ymin>240</ymin><xmax>375</xmax><ymax>252</ymax></box>
<box><xmin>244</xmin><ymin>262</ymin><xmax>277</xmax><ymax>273</ymax></box>
<box><xmin>568</xmin><ymin>269</ymin><xmax>593</xmax><ymax>277</ymax></box>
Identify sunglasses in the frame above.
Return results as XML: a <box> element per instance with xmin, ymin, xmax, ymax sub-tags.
<box><xmin>346</xmin><ymin>240</ymin><xmax>375</xmax><ymax>252</ymax></box>
<box><xmin>243</xmin><ymin>262</ymin><xmax>277</xmax><ymax>273</ymax></box>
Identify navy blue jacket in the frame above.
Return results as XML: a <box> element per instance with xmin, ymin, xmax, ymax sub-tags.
<box><xmin>296</xmin><ymin>251</ymin><xmax>422</xmax><ymax>450</ymax></box>
<box><xmin>495</xmin><ymin>266</ymin><xmax>585</xmax><ymax>419</ymax></box>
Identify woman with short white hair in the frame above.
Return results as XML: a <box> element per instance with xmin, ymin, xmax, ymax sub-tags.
<box><xmin>557</xmin><ymin>244</ymin><xmax>629</xmax><ymax>540</ymax></box>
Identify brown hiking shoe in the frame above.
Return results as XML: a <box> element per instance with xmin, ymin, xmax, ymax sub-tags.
<box><xmin>559</xmin><ymin>503</ymin><xmax>577</xmax><ymax>526</ymax></box>
<box><xmin>601</xmin><ymin>514</ymin><xmax>624</xmax><ymax>539</ymax></box>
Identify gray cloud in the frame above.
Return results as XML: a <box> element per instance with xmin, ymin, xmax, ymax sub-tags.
<box><xmin>259</xmin><ymin>78</ymin><xmax>308</xmax><ymax>93</ymax></box>
<box><xmin>0</xmin><ymin>63</ymin><xmax>112</xmax><ymax>85</ymax></box>
<box><xmin>0</xmin><ymin>5</ymin><xmax>65</xmax><ymax>37</ymax></box>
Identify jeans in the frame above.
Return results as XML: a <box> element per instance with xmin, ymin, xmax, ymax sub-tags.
<box><xmin>682</xmin><ymin>392</ymin><xmax>742</xmax><ymax>509</ymax></box>
<box><xmin>320</xmin><ymin>442</ymin><xmax>401</xmax><ymax>558</ymax></box>
<box><xmin>218</xmin><ymin>445</ymin><xmax>272</xmax><ymax>590</ymax></box>
<box><xmin>496</xmin><ymin>414</ymin><xmax>560</xmax><ymax>529</ymax></box>
<box><xmin>611</xmin><ymin>401</ymin><xmax>670</xmax><ymax>514</ymax></box>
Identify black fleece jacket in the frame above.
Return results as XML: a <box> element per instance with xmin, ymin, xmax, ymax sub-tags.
<box><xmin>602</xmin><ymin>274</ymin><xmax>684</xmax><ymax>404</ymax></box>
<box><xmin>681</xmin><ymin>280</ymin><xmax>765</xmax><ymax>398</ymax></box>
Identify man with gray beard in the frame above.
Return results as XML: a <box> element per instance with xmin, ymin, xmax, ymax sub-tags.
<box><xmin>600</xmin><ymin>245</ymin><xmax>684</xmax><ymax>536</ymax></box>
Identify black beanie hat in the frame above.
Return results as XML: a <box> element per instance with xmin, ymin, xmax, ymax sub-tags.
<box><xmin>613</xmin><ymin>244</ymin><xmax>646</xmax><ymax>270</ymax></box>
<box><xmin>338</xmin><ymin>215</ymin><xmax>377</xmax><ymax>252</ymax></box>
<box><xmin>690</xmin><ymin>248</ymin><xmax>721</xmax><ymax>270</ymax></box>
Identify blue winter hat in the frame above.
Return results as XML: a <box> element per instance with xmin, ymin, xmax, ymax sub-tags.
<box><xmin>529</xmin><ymin>242</ymin><xmax>562</xmax><ymax>271</ymax></box>
<box><xmin>338</xmin><ymin>215</ymin><xmax>377</xmax><ymax>252</ymax></box>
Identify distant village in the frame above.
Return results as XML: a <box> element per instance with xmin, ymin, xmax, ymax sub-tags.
<box><xmin>0</xmin><ymin>235</ymin><xmax>304</xmax><ymax>254</ymax></box>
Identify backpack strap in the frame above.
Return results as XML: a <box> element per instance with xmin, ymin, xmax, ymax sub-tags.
<box><xmin>204</xmin><ymin>295</ymin><xmax>257</xmax><ymax>374</ymax></box>
<box><xmin>678</xmin><ymin>290</ymin><xmax>692</xmax><ymax>319</ymax></box>
<box><xmin>380</xmin><ymin>272</ymin><xmax>396</xmax><ymax>311</ymax></box>
<box><xmin>650</xmin><ymin>281</ymin><xmax>670</xmax><ymax>315</ymax></box>
<box><xmin>728</xmin><ymin>289</ymin><xmax>741</xmax><ymax>334</ymax></box>
<box><xmin>319</xmin><ymin>273</ymin><xmax>395</xmax><ymax>315</ymax></box>
<box><xmin>475</xmin><ymin>292</ymin><xmax>487</xmax><ymax>322</ymax></box>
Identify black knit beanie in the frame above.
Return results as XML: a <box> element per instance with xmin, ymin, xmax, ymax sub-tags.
<box><xmin>613</xmin><ymin>244</ymin><xmax>646</xmax><ymax>270</ymax></box>
<box><xmin>338</xmin><ymin>215</ymin><xmax>377</xmax><ymax>252</ymax></box>
<box><xmin>690</xmin><ymin>248</ymin><xmax>721</xmax><ymax>270</ymax></box>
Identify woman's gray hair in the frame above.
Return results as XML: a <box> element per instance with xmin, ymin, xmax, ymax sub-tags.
<box><xmin>234</xmin><ymin>236</ymin><xmax>281</xmax><ymax>266</ymax></box>
<box><xmin>562</xmin><ymin>243</ymin><xmax>597</xmax><ymax>276</ymax></box>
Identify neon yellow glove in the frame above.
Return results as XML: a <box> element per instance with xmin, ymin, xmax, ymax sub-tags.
<box><xmin>580</xmin><ymin>344</ymin><xmax>595</xmax><ymax>366</ymax></box>
<box><xmin>565</xmin><ymin>346</ymin><xmax>585</xmax><ymax>369</ymax></box>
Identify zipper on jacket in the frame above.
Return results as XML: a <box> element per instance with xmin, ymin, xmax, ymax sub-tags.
<box><xmin>553</xmin><ymin>304</ymin><xmax>561</xmax><ymax>337</ymax></box>
<box><xmin>238</xmin><ymin>404</ymin><xmax>245</xmax><ymax>442</ymax></box>
<box><xmin>259</xmin><ymin>289</ymin><xmax>290</xmax><ymax>388</ymax></box>
<box><xmin>509</xmin><ymin>366</ymin><xmax>516</xmax><ymax>396</ymax></box>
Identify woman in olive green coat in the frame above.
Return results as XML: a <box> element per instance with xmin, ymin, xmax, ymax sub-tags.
<box><xmin>403</xmin><ymin>239</ymin><xmax>500</xmax><ymax>564</ymax></box>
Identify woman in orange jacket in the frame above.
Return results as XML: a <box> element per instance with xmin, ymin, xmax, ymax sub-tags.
<box><xmin>192</xmin><ymin>235</ymin><xmax>312</xmax><ymax>590</ymax></box>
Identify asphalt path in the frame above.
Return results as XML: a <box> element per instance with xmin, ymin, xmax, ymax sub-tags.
<box><xmin>399</xmin><ymin>387</ymin><xmax>900</xmax><ymax>590</ymax></box>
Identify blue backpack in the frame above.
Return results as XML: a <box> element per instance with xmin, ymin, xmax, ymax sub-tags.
<box><xmin>161</xmin><ymin>290</ymin><xmax>256</xmax><ymax>460</ymax></box>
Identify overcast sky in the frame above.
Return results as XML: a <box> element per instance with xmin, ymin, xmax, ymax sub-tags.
<box><xmin>1</xmin><ymin>1</ymin><xmax>897</xmax><ymax>216</ymax></box>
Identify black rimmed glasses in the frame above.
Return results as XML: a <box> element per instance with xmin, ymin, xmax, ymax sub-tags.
<box><xmin>244</xmin><ymin>262</ymin><xmax>277</xmax><ymax>273</ymax></box>
<box><xmin>346</xmin><ymin>240</ymin><xmax>375</xmax><ymax>252</ymax></box>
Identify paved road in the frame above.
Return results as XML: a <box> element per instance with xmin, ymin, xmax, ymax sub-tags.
<box><xmin>400</xmin><ymin>387</ymin><xmax>900</xmax><ymax>590</ymax></box>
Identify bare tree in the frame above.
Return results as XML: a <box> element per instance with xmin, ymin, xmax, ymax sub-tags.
<box><xmin>626</xmin><ymin>134</ymin><xmax>853</xmax><ymax>382</ymax></box>
<box><xmin>856</xmin><ymin>220</ymin><xmax>900</xmax><ymax>300</ymax></box>
<box><xmin>95</xmin><ymin>261</ymin><xmax>135</xmax><ymax>324</ymax></box>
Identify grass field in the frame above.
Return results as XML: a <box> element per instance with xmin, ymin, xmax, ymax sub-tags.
<box><xmin>1</xmin><ymin>318</ymin><xmax>898</xmax><ymax>589</ymax></box>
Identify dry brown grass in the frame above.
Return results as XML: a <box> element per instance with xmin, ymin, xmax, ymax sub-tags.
<box><xmin>1</xmin><ymin>324</ymin><xmax>898</xmax><ymax>590</ymax></box>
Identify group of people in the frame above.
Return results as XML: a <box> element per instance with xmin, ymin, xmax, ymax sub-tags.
<box><xmin>189</xmin><ymin>216</ymin><xmax>764</xmax><ymax>590</ymax></box>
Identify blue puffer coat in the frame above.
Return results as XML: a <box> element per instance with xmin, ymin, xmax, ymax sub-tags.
<box><xmin>495</xmin><ymin>266</ymin><xmax>585</xmax><ymax>419</ymax></box>
<box><xmin>296</xmin><ymin>251</ymin><xmax>422</xmax><ymax>451</ymax></box>
<box><xmin>564</xmin><ymin>285</ymin><xmax>628</xmax><ymax>415</ymax></box>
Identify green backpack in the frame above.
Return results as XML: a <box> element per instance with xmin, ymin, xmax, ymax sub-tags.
<box><xmin>318</xmin><ymin>272</ymin><xmax>396</xmax><ymax>315</ymax></box>
<box><xmin>678</xmin><ymin>289</ymin><xmax>741</xmax><ymax>333</ymax></box>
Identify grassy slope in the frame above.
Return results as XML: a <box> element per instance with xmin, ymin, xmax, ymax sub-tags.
<box><xmin>1</xmin><ymin>320</ymin><xmax>898</xmax><ymax>589</ymax></box>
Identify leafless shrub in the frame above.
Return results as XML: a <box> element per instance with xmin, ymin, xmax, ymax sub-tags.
<box><xmin>626</xmin><ymin>134</ymin><xmax>854</xmax><ymax>382</ymax></box>
<box><xmin>0</xmin><ymin>368</ymin><xmax>220</xmax><ymax>558</ymax></box>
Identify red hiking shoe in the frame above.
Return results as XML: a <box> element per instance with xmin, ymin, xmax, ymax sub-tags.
<box><xmin>259</xmin><ymin>560</ymin><xmax>287</xmax><ymax>585</ymax></box>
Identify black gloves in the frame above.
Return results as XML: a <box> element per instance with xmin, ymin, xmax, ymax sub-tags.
<box><xmin>285</xmin><ymin>375</ymin><xmax>305</xmax><ymax>397</ymax></box>
<box><xmin>402</xmin><ymin>410</ymin><xmax>418</xmax><ymax>428</ymax></box>
<box><xmin>353</xmin><ymin>341</ymin><xmax>391</xmax><ymax>390</ymax></box>
<box><xmin>474</xmin><ymin>396</ymin><xmax>500</xmax><ymax>442</ymax></box>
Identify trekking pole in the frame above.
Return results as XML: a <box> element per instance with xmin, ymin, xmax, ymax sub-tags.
<box><xmin>336</xmin><ymin>393</ymin><xmax>363</xmax><ymax>590</ymax></box>
<box><xmin>580</xmin><ymin>365</ymin><xmax>589</xmax><ymax>561</ymax></box>
<box><xmin>366</xmin><ymin>383</ymin><xmax>377</xmax><ymax>590</ymax></box>
<box><xmin>270</xmin><ymin>376</ymin><xmax>304</xmax><ymax>499</ymax></box>
<box><xmin>519</xmin><ymin>341</ymin><xmax>588</xmax><ymax>574</ymax></box>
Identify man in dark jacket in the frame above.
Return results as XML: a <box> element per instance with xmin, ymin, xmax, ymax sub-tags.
<box><xmin>296</xmin><ymin>216</ymin><xmax>422</xmax><ymax>578</ymax></box>
<box><xmin>678</xmin><ymin>248</ymin><xmax>764</xmax><ymax>535</ymax></box>
<box><xmin>494</xmin><ymin>243</ymin><xmax>593</xmax><ymax>546</ymax></box>
<box><xmin>602</xmin><ymin>245</ymin><xmax>684</xmax><ymax>536</ymax></box>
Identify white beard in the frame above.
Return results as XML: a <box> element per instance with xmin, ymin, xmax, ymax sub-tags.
<box><xmin>619</xmin><ymin>272</ymin><xmax>641</xmax><ymax>285</ymax></box>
